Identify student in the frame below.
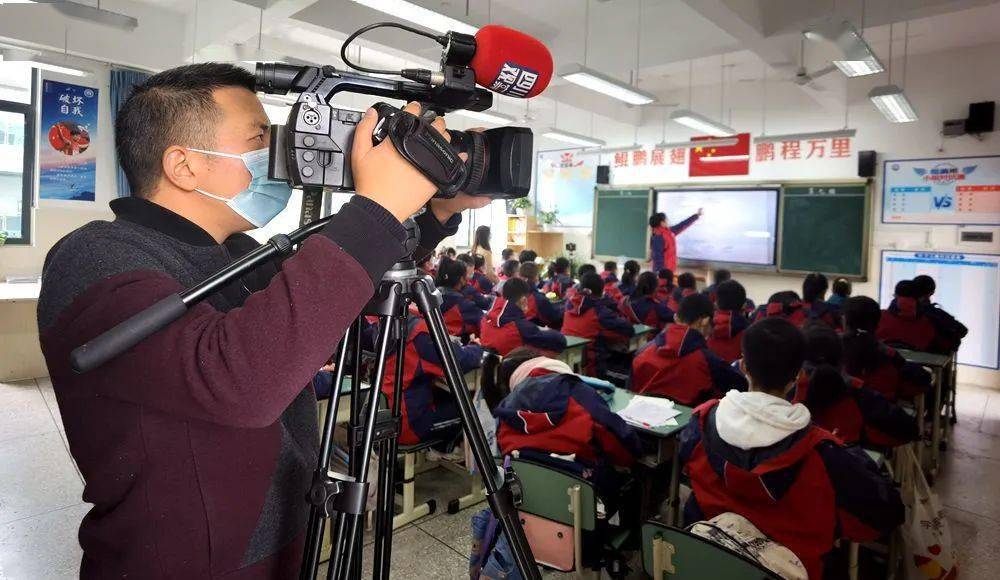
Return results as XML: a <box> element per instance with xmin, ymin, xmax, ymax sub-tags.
<box><xmin>678</xmin><ymin>318</ymin><xmax>905</xmax><ymax>580</ymax></box>
<box><xmin>455</xmin><ymin>254</ymin><xmax>492</xmax><ymax>310</ymax></box>
<box><xmin>481</xmin><ymin>278</ymin><xmax>567</xmax><ymax>356</ymax></box>
<box><xmin>620</xmin><ymin>271</ymin><xmax>674</xmax><ymax>330</ymax></box>
<box><xmin>791</xmin><ymin>323</ymin><xmax>919</xmax><ymax>448</ymax></box>
<box><xmin>436</xmin><ymin>259</ymin><xmax>487</xmax><ymax>337</ymax></box>
<box><xmin>703</xmin><ymin>269</ymin><xmax>731</xmax><ymax>303</ymax></box>
<box><xmin>828</xmin><ymin>277</ymin><xmax>851</xmax><ymax>308</ymax></box>
<box><xmin>518</xmin><ymin>262</ymin><xmax>564</xmax><ymax>329</ymax></box>
<box><xmin>496</xmin><ymin>248</ymin><xmax>514</xmax><ymax>275</ymax></box>
<box><xmin>469</xmin><ymin>254</ymin><xmax>495</xmax><ymax>295</ymax></box>
<box><xmin>912</xmin><ymin>274</ymin><xmax>968</xmax><ymax>353</ymax></box>
<box><xmin>417</xmin><ymin>254</ymin><xmax>436</xmax><ymax>278</ymax></box>
<box><xmin>602</xmin><ymin>261</ymin><xmax>624</xmax><ymax>303</ymax></box>
<box><xmin>842</xmin><ymin>296</ymin><xmax>931</xmax><ymax>401</ymax></box>
<box><xmin>618</xmin><ymin>260</ymin><xmax>641</xmax><ymax>297</ymax></box>
<box><xmin>601</xmin><ymin>261</ymin><xmax>618</xmax><ymax>282</ymax></box>
<box><xmin>670</xmin><ymin>272</ymin><xmax>697</xmax><ymax>311</ymax></box>
<box><xmin>437</xmin><ymin>246</ymin><xmax>457</xmax><ymax>269</ymax></box>
<box><xmin>654</xmin><ymin>269</ymin><xmax>675</xmax><ymax>304</ymax></box>
<box><xmin>877</xmin><ymin>280</ymin><xmax>939</xmax><ymax>351</ymax></box>
<box><xmin>380</xmin><ymin>314</ymin><xmax>484</xmax><ymax>445</ymax></box>
<box><xmin>802</xmin><ymin>272</ymin><xmax>840</xmax><ymax>327</ymax></box>
<box><xmin>542</xmin><ymin>257</ymin><xmax>574</xmax><ymax>298</ymax></box>
<box><xmin>562</xmin><ymin>263</ymin><xmax>597</xmax><ymax>303</ymax></box>
<box><xmin>562</xmin><ymin>272</ymin><xmax>635</xmax><ymax>378</ymax></box>
<box><xmin>518</xmin><ymin>249</ymin><xmax>538</xmax><ymax>264</ymax></box>
<box><xmin>707</xmin><ymin>280</ymin><xmax>751</xmax><ymax>364</ymax></box>
<box><xmin>753</xmin><ymin>290</ymin><xmax>808</xmax><ymax>326</ymax></box>
<box><xmin>632</xmin><ymin>294</ymin><xmax>747</xmax><ymax>405</ymax></box>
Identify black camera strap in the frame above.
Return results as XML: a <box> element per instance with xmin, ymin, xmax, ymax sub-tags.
<box><xmin>371</xmin><ymin>103</ymin><xmax>468</xmax><ymax>196</ymax></box>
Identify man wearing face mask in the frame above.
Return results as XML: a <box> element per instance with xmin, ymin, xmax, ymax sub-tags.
<box><xmin>36</xmin><ymin>63</ymin><xmax>490</xmax><ymax>579</ymax></box>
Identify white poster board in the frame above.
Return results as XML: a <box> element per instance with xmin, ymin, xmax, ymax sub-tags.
<box><xmin>879</xmin><ymin>251</ymin><xmax>1000</xmax><ymax>369</ymax></box>
<box><xmin>882</xmin><ymin>156</ymin><xmax>1000</xmax><ymax>225</ymax></box>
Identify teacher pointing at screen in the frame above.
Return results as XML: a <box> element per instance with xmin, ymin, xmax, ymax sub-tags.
<box><xmin>649</xmin><ymin>208</ymin><xmax>703</xmax><ymax>272</ymax></box>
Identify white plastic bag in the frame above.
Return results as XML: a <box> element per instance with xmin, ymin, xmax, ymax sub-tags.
<box><xmin>900</xmin><ymin>446</ymin><xmax>958</xmax><ymax>580</ymax></box>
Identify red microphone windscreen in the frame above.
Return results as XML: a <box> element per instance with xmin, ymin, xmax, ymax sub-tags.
<box><xmin>470</xmin><ymin>25</ymin><xmax>552</xmax><ymax>99</ymax></box>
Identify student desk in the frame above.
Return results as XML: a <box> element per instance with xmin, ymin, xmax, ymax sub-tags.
<box><xmin>559</xmin><ymin>335</ymin><xmax>591</xmax><ymax>373</ymax></box>
<box><xmin>898</xmin><ymin>349</ymin><xmax>953</xmax><ymax>477</ymax></box>
<box><xmin>629</xmin><ymin>324</ymin><xmax>656</xmax><ymax>352</ymax></box>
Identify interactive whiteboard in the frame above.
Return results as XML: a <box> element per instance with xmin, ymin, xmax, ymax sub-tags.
<box><xmin>879</xmin><ymin>251</ymin><xmax>1000</xmax><ymax>369</ymax></box>
<box><xmin>656</xmin><ymin>188</ymin><xmax>779</xmax><ymax>266</ymax></box>
<box><xmin>882</xmin><ymin>156</ymin><xmax>1000</xmax><ymax>225</ymax></box>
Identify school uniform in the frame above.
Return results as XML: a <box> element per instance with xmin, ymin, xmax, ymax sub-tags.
<box><xmin>470</xmin><ymin>269</ymin><xmax>494</xmax><ymax>295</ymax></box>
<box><xmin>707</xmin><ymin>309</ymin><xmax>750</xmax><ymax>364</ymax></box>
<box><xmin>803</xmin><ymin>300</ymin><xmax>841</xmax><ymax>329</ymax></box>
<box><xmin>523</xmin><ymin>287</ymin><xmax>564</xmax><ymax>329</ymax></box>
<box><xmin>562</xmin><ymin>291</ymin><xmax>635</xmax><ymax>377</ymax></box>
<box><xmin>842</xmin><ymin>333</ymin><xmax>931</xmax><ymax>401</ymax></box>
<box><xmin>480</xmin><ymin>298</ymin><xmax>567</xmax><ymax>356</ymax></box>
<box><xmin>669</xmin><ymin>287</ymin><xmax>696</xmax><ymax>312</ymax></box>
<box><xmin>619</xmin><ymin>294</ymin><xmax>674</xmax><ymax>331</ymax></box>
<box><xmin>876</xmin><ymin>297</ymin><xmax>937</xmax><ymax>351</ymax></box>
<box><xmin>654</xmin><ymin>279</ymin><xmax>674</xmax><ymax>305</ymax></box>
<box><xmin>601</xmin><ymin>273</ymin><xmax>624</xmax><ymax>304</ymax></box>
<box><xmin>631</xmin><ymin>324</ymin><xmax>748</xmax><ymax>406</ymax></box>
<box><xmin>617</xmin><ymin>279</ymin><xmax>637</xmax><ymax>298</ymax></box>
<box><xmin>381</xmin><ymin>316</ymin><xmax>484</xmax><ymax>445</ymax></box>
<box><xmin>650</xmin><ymin>215</ymin><xmax>699</xmax><ymax>272</ymax></box>
<box><xmin>753</xmin><ymin>299</ymin><xmax>809</xmax><ymax>327</ymax></box>
<box><xmin>461</xmin><ymin>283</ymin><xmax>493</xmax><ymax>311</ymax></box>
<box><xmin>679</xmin><ymin>392</ymin><xmax>905</xmax><ymax>580</ymax></box>
<box><xmin>827</xmin><ymin>294</ymin><xmax>848</xmax><ymax>308</ymax></box>
<box><xmin>921</xmin><ymin>300</ymin><xmax>968</xmax><ymax>353</ymax></box>
<box><xmin>543</xmin><ymin>274</ymin><xmax>574</xmax><ymax>299</ymax></box>
<box><xmin>789</xmin><ymin>369</ymin><xmax>919</xmax><ymax>449</ymax></box>
<box><xmin>440</xmin><ymin>287</ymin><xmax>486</xmax><ymax>337</ymax></box>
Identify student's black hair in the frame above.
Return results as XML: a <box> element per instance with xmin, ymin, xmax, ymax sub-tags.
<box><xmin>742</xmin><ymin>318</ymin><xmax>805</xmax><ymax>393</ymax></box>
<box><xmin>503</xmin><ymin>277</ymin><xmax>533</xmax><ymax>302</ymax></box>
<box><xmin>894</xmin><ymin>279</ymin><xmax>916</xmax><ymax>298</ymax></box>
<box><xmin>649</xmin><ymin>212</ymin><xmax>666</xmax><ymax>228</ymax></box>
<box><xmin>603</xmin><ymin>261</ymin><xmax>617</xmax><ymax>272</ymax></box>
<box><xmin>912</xmin><ymin>274</ymin><xmax>936</xmax><ymax>299</ymax></box>
<box><xmin>552</xmin><ymin>257</ymin><xmax>570</xmax><ymax>274</ymax></box>
<box><xmin>802</xmin><ymin>272</ymin><xmax>829</xmax><ymax>303</ymax></box>
<box><xmin>634</xmin><ymin>272</ymin><xmax>658</xmax><ymax>297</ymax></box>
<box><xmin>480</xmin><ymin>346</ymin><xmax>543</xmax><ymax>411</ymax></box>
<box><xmin>715</xmin><ymin>280</ymin><xmax>747</xmax><ymax>312</ymax></box>
<box><xmin>767</xmin><ymin>290</ymin><xmax>801</xmax><ymax>306</ymax></box>
<box><xmin>841</xmin><ymin>296</ymin><xmax>883</xmax><ymax>375</ymax></box>
<box><xmin>518</xmin><ymin>249</ymin><xmax>538</xmax><ymax>263</ymax></box>
<box><xmin>832</xmin><ymin>277</ymin><xmax>852</xmax><ymax>298</ymax></box>
<box><xmin>580</xmin><ymin>272</ymin><xmax>604</xmax><ymax>297</ymax></box>
<box><xmin>445</xmin><ymin>247</ymin><xmax>457</xmax><ymax>257</ymax></box>
<box><xmin>501</xmin><ymin>259</ymin><xmax>520</xmax><ymax>278</ymax></box>
<box><xmin>677</xmin><ymin>293</ymin><xmax>714</xmax><ymax>325</ymax></box>
<box><xmin>434</xmin><ymin>258</ymin><xmax>467</xmax><ymax>289</ymax></box>
<box><xmin>620</xmin><ymin>260</ymin><xmax>641</xmax><ymax>287</ymax></box>
<box><xmin>473</xmin><ymin>254</ymin><xmax>486</xmax><ymax>270</ymax></box>
<box><xmin>474</xmin><ymin>225</ymin><xmax>491</xmax><ymax>252</ymax></box>
<box><xmin>577</xmin><ymin>264</ymin><xmax>597</xmax><ymax>278</ymax></box>
<box><xmin>658</xmin><ymin>269</ymin><xmax>675</xmax><ymax>287</ymax></box>
<box><xmin>518</xmin><ymin>261</ymin><xmax>539</xmax><ymax>282</ymax></box>
<box><xmin>417</xmin><ymin>254</ymin><xmax>433</xmax><ymax>268</ymax></box>
<box><xmin>712</xmin><ymin>269</ymin><xmax>732</xmax><ymax>286</ymax></box>
<box><xmin>801</xmin><ymin>322</ymin><xmax>848</xmax><ymax>411</ymax></box>
<box><xmin>456</xmin><ymin>253</ymin><xmax>475</xmax><ymax>267</ymax></box>
<box><xmin>501</xmin><ymin>248</ymin><xmax>514</xmax><ymax>261</ymax></box>
<box><xmin>677</xmin><ymin>272</ymin><xmax>696</xmax><ymax>290</ymax></box>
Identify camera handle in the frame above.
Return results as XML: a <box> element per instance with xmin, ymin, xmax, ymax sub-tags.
<box><xmin>370</xmin><ymin>102</ymin><xmax>468</xmax><ymax>196</ymax></box>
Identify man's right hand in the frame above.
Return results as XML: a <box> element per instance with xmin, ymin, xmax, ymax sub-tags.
<box><xmin>351</xmin><ymin>101</ymin><xmax>455</xmax><ymax>223</ymax></box>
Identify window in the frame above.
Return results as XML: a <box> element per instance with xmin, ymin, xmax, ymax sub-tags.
<box><xmin>0</xmin><ymin>64</ymin><xmax>36</xmax><ymax>245</ymax></box>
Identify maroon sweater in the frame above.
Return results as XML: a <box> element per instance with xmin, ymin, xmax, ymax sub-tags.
<box><xmin>37</xmin><ymin>196</ymin><xmax>453</xmax><ymax>578</ymax></box>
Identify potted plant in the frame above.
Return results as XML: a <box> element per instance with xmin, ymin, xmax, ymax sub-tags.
<box><xmin>510</xmin><ymin>198</ymin><xmax>532</xmax><ymax>215</ymax></box>
<box><xmin>0</xmin><ymin>231</ymin><xmax>7</xmax><ymax>247</ymax></box>
<box><xmin>537</xmin><ymin>209</ymin><xmax>559</xmax><ymax>230</ymax></box>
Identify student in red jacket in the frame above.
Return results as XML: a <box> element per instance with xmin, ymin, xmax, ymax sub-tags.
<box><xmin>518</xmin><ymin>262</ymin><xmax>564</xmax><ymax>329</ymax></box>
<box><xmin>753</xmin><ymin>290</ymin><xmax>808</xmax><ymax>326</ymax></box>
<box><xmin>678</xmin><ymin>318</ymin><xmax>904</xmax><ymax>580</ymax></box>
<box><xmin>563</xmin><ymin>263</ymin><xmax>596</xmax><ymax>303</ymax></box>
<box><xmin>469</xmin><ymin>254</ymin><xmax>495</xmax><ymax>295</ymax></box>
<box><xmin>601</xmin><ymin>261</ymin><xmax>618</xmax><ymax>282</ymax></box>
<box><xmin>842</xmin><ymin>296</ymin><xmax>931</xmax><ymax>401</ymax></box>
<box><xmin>670</xmin><ymin>272</ymin><xmax>698</xmax><ymax>312</ymax></box>
<box><xmin>455</xmin><ymin>254</ymin><xmax>493</xmax><ymax>310</ymax></box>
<box><xmin>494</xmin><ymin>259</ymin><xmax>520</xmax><ymax>296</ymax></box>
<box><xmin>481</xmin><ymin>278</ymin><xmax>567</xmax><ymax>357</ymax></box>
<box><xmin>436</xmin><ymin>259</ymin><xmax>487</xmax><ymax>337</ymax></box>
<box><xmin>496</xmin><ymin>249</ymin><xmax>514</xmax><ymax>275</ymax></box>
<box><xmin>913</xmin><ymin>274</ymin><xmax>968</xmax><ymax>353</ymax></box>
<box><xmin>790</xmin><ymin>323</ymin><xmax>918</xmax><ymax>449</ymax></box>
<box><xmin>802</xmin><ymin>272</ymin><xmax>841</xmax><ymax>328</ymax></box>
<box><xmin>562</xmin><ymin>273</ymin><xmax>635</xmax><ymax>378</ymax></box>
<box><xmin>617</xmin><ymin>260</ymin><xmax>641</xmax><ymax>297</ymax></box>
<box><xmin>654</xmin><ymin>269</ymin><xmax>674</xmax><ymax>304</ymax></box>
<box><xmin>707</xmin><ymin>280</ymin><xmax>751</xmax><ymax>364</ymax></box>
<box><xmin>542</xmin><ymin>257</ymin><xmax>574</xmax><ymax>299</ymax></box>
<box><xmin>649</xmin><ymin>209</ymin><xmax>702</xmax><ymax>272</ymax></box>
<box><xmin>632</xmin><ymin>294</ymin><xmax>748</xmax><ymax>405</ymax></box>
<box><xmin>877</xmin><ymin>280</ymin><xmax>938</xmax><ymax>351</ymax></box>
<box><xmin>620</xmin><ymin>271</ymin><xmax>674</xmax><ymax>330</ymax></box>
<box><xmin>702</xmin><ymin>269</ymin><xmax>731</xmax><ymax>303</ymax></box>
<box><xmin>601</xmin><ymin>261</ymin><xmax>624</xmax><ymax>303</ymax></box>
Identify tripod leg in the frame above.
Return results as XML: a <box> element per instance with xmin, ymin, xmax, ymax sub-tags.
<box><xmin>412</xmin><ymin>281</ymin><xmax>540</xmax><ymax>580</ymax></box>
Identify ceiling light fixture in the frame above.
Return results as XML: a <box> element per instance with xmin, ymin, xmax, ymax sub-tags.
<box><xmin>577</xmin><ymin>144</ymin><xmax>642</xmax><ymax>157</ymax></box>
<box><xmin>542</xmin><ymin>128</ymin><xmax>605</xmax><ymax>148</ymax></box>
<box><xmin>869</xmin><ymin>84</ymin><xmax>917</xmax><ymax>123</ymax></box>
<box><xmin>656</xmin><ymin>137</ymin><xmax>739</xmax><ymax>149</ymax></box>
<box><xmin>346</xmin><ymin>0</ymin><xmax>477</xmax><ymax>35</ymax></box>
<box><xmin>670</xmin><ymin>109</ymin><xmax>736</xmax><ymax>137</ymax></box>
<box><xmin>754</xmin><ymin>128</ymin><xmax>856</xmax><ymax>143</ymax></box>
<box><xmin>560</xmin><ymin>63</ymin><xmax>656</xmax><ymax>105</ymax></box>
<box><xmin>805</xmin><ymin>19</ymin><xmax>883</xmax><ymax>78</ymax></box>
<box><xmin>454</xmin><ymin>108</ymin><xmax>517</xmax><ymax>125</ymax></box>
<box><xmin>0</xmin><ymin>50</ymin><xmax>89</xmax><ymax>77</ymax></box>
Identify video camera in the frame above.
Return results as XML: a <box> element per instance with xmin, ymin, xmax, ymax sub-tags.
<box><xmin>256</xmin><ymin>23</ymin><xmax>552</xmax><ymax>202</ymax></box>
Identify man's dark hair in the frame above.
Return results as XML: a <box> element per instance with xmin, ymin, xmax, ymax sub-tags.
<box><xmin>580</xmin><ymin>272</ymin><xmax>604</xmax><ymax>297</ymax></box>
<box><xmin>832</xmin><ymin>277</ymin><xmax>852</xmax><ymax>298</ymax></box>
<box><xmin>503</xmin><ymin>277</ymin><xmax>533</xmax><ymax>302</ymax></box>
<box><xmin>116</xmin><ymin>63</ymin><xmax>256</xmax><ymax>198</ymax></box>
<box><xmin>677</xmin><ymin>272</ymin><xmax>696</xmax><ymax>290</ymax></box>
<box><xmin>742</xmin><ymin>318</ymin><xmax>805</xmax><ymax>393</ymax></box>
<box><xmin>519</xmin><ymin>261</ymin><xmax>539</xmax><ymax>282</ymax></box>
<box><xmin>912</xmin><ymin>274</ymin><xmax>936</xmax><ymax>299</ymax></box>
<box><xmin>552</xmin><ymin>257</ymin><xmax>570</xmax><ymax>274</ymax></box>
<box><xmin>894</xmin><ymin>279</ymin><xmax>916</xmax><ymax>298</ymax></box>
<box><xmin>518</xmin><ymin>249</ymin><xmax>538</xmax><ymax>263</ymax></box>
<box><xmin>577</xmin><ymin>264</ymin><xmax>597</xmax><ymax>278</ymax></box>
<box><xmin>649</xmin><ymin>212</ymin><xmax>666</xmax><ymax>228</ymax></box>
<box><xmin>604</xmin><ymin>261</ymin><xmax>617</xmax><ymax>272</ymax></box>
<box><xmin>716</xmin><ymin>280</ymin><xmax>747</xmax><ymax>312</ymax></box>
<box><xmin>474</xmin><ymin>254</ymin><xmax>486</xmax><ymax>269</ymax></box>
<box><xmin>501</xmin><ymin>259</ymin><xmax>520</xmax><ymax>278</ymax></box>
<box><xmin>677</xmin><ymin>293</ymin><xmax>714</xmax><ymax>325</ymax></box>
<box><xmin>802</xmin><ymin>272</ymin><xmax>829</xmax><ymax>303</ymax></box>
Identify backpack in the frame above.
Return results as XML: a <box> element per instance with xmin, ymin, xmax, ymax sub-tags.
<box><xmin>470</xmin><ymin>508</ymin><xmax>521</xmax><ymax>580</ymax></box>
<box><xmin>688</xmin><ymin>512</ymin><xmax>808</xmax><ymax>580</ymax></box>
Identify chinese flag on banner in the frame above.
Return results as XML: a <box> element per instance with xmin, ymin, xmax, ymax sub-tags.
<box><xmin>689</xmin><ymin>132</ymin><xmax>751</xmax><ymax>177</ymax></box>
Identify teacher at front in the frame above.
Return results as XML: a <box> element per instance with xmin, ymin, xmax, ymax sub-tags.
<box><xmin>649</xmin><ymin>208</ymin><xmax>703</xmax><ymax>272</ymax></box>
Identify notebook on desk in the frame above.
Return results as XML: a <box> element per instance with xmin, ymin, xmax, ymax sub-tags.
<box><xmin>616</xmin><ymin>395</ymin><xmax>682</xmax><ymax>428</ymax></box>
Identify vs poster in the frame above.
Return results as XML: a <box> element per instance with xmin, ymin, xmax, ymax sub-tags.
<box><xmin>39</xmin><ymin>80</ymin><xmax>98</xmax><ymax>202</ymax></box>
<box><xmin>882</xmin><ymin>156</ymin><xmax>1000</xmax><ymax>225</ymax></box>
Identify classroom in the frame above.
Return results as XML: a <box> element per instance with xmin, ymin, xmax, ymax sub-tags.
<box><xmin>0</xmin><ymin>1</ymin><xmax>998</xmax><ymax>579</ymax></box>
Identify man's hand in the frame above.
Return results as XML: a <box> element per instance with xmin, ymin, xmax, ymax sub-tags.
<box><xmin>351</xmin><ymin>102</ymin><xmax>456</xmax><ymax>223</ymax></box>
<box><xmin>697</xmin><ymin>207</ymin><xmax>704</xmax><ymax>216</ymax></box>
<box><xmin>430</xmin><ymin>192</ymin><xmax>492</xmax><ymax>224</ymax></box>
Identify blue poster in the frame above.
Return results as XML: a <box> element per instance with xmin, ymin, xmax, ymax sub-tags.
<box><xmin>39</xmin><ymin>80</ymin><xmax>98</xmax><ymax>201</ymax></box>
<box><xmin>535</xmin><ymin>149</ymin><xmax>596</xmax><ymax>228</ymax></box>
<box><xmin>882</xmin><ymin>156</ymin><xmax>1000</xmax><ymax>225</ymax></box>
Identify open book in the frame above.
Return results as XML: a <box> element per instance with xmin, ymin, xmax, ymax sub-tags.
<box><xmin>616</xmin><ymin>395</ymin><xmax>682</xmax><ymax>428</ymax></box>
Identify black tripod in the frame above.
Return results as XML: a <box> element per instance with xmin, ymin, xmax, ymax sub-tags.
<box><xmin>69</xmin><ymin>215</ymin><xmax>539</xmax><ymax>580</ymax></box>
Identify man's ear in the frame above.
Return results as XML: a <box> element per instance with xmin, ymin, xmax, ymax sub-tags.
<box><xmin>161</xmin><ymin>146</ymin><xmax>200</xmax><ymax>192</ymax></box>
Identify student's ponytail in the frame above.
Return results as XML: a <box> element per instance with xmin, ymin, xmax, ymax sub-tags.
<box><xmin>841</xmin><ymin>296</ymin><xmax>883</xmax><ymax>375</ymax></box>
<box><xmin>635</xmin><ymin>272</ymin><xmax>658</xmax><ymax>297</ymax></box>
<box><xmin>801</xmin><ymin>322</ymin><xmax>849</xmax><ymax>411</ymax></box>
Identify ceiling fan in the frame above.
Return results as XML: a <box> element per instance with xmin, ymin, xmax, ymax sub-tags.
<box><xmin>780</xmin><ymin>36</ymin><xmax>837</xmax><ymax>90</ymax></box>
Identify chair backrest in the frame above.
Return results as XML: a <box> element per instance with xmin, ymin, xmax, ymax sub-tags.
<box><xmin>510</xmin><ymin>458</ymin><xmax>597</xmax><ymax>531</ymax></box>
<box><xmin>641</xmin><ymin>522</ymin><xmax>780</xmax><ymax>580</ymax></box>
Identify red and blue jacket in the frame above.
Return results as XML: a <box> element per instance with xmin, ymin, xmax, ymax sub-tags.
<box><xmin>381</xmin><ymin>316</ymin><xmax>484</xmax><ymax>445</ymax></box>
<box><xmin>562</xmin><ymin>291</ymin><xmax>635</xmax><ymax>377</ymax></box>
<box><xmin>752</xmin><ymin>299</ymin><xmax>809</xmax><ymax>327</ymax></box>
<box><xmin>631</xmin><ymin>324</ymin><xmax>748</xmax><ymax>406</ymax></box>
<box><xmin>523</xmin><ymin>288</ymin><xmax>564</xmax><ymax>329</ymax></box>
<box><xmin>679</xmin><ymin>400</ymin><xmax>904</xmax><ymax>580</ymax></box>
<box><xmin>650</xmin><ymin>214</ymin><xmax>699</xmax><ymax>272</ymax></box>
<box><xmin>618</xmin><ymin>279</ymin><xmax>637</xmax><ymax>298</ymax></box>
<box><xmin>654</xmin><ymin>279</ymin><xmax>674</xmax><ymax>305</ymax></box>
<box><xmin>707</xmin><ymin>309</ymin><xmax>750</xmax><ymax>364</ymax></box>
<box><xmin>922</xmin><ymin>301</ymin><xmax>968</xmax><ymax>353</ymax></box>
<box><xmin>789</xmin><ymin>370</ymin><xmax>919</xmax><ymax>449</ymax></box>
<box><xmin>842</xmin><ymin>334</ymin><xmax>931</xmax><ymax>402</ymax></box>
<box><xmin>440</xmin><ymin>287</ymin><xmax>486</xmax><ymax>337</ymax></box>
<box><xmin>877</xmin><ymin>297</ymin><xmax>937</xmax><ymax>351</ymax></box>
<box><xmin>803</xmin><ymin>300</ymin><xmax>842</xmax><ymax>329</ymax></box>
<box><xmin>480</xmin><ymin>298</ymin><xmax>567</xmax><ymax>357</ymax></box>
<box><xmin>470</xmin><ymin>269</ymin><xmax>494</xmax><ymax>295</ymax></box>
<box><xmin>602</xmin><ymin>273</ymin><xmax>624</xmax><ymax>304</ymax></box>
<box><xmin>543</xmin><ymin>274</ymin><xmax>574</xmax><ymax>299</ymax></box>
<box><xmin>461</xmin><ymin>283</ymin><xmax>493</xmax><ymax>311</ymax></box>
<box><xmin>669</xmin><ymin>287</ymin><xmax>697</xmax><ymax>312</ymax></box>
<box><xmin>619</xmin><ymin>294</ymin><xmax>674</xmax><ymax>331</ymax></box>
<box><xmin>495</xmin><ymin>370</ymin><xmax>642</xmax><ymax>468</ymax></box>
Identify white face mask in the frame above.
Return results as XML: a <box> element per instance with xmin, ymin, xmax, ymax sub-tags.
<box><xmin>188</xmin><ymin>147</ymin><xmax>293</xmax><ymax>228</ymax></box>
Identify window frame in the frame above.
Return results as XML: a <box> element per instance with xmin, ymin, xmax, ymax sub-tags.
<box><xmin>0</xmin><ymin>69</ymin><xmax>37</xmax><ymax>246</ymax></box>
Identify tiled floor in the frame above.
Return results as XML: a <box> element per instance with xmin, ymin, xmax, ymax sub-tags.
<box><xmin>1</xmin><ymin>377</ymin><xmax>998</xmax><ymax>579</ymax></box>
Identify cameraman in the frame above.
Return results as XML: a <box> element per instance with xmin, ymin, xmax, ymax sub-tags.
<box><xmin>36</xmin><ymin>63</ymin><xmax>488</xmax><ymax>579</ymax></box>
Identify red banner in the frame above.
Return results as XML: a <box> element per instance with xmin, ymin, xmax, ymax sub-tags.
<box><xmin>689</xmin><ymin>133</ymin><xmax>750</xmax><ymax>177</ymax></box>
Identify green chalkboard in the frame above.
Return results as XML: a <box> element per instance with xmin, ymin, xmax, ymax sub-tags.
<box><xmin>593</xmin><ymin>188</ymin><xmax>651</xmax><ymax>260</ymax></box>
<box><xmin>779</xmin><ymin>183</ymin><xmax>870</xmax><ymax>278</ymax></box>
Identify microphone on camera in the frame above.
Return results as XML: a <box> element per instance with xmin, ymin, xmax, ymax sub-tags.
<box><xmin>468</xmin><ymin>25</ymin><xmax>552</xmax><ymax>98</ymax></box>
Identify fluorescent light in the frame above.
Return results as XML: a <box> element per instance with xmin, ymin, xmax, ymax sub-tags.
<box><xmin>807</xmin><ymin>20</ymin><xmax>884</xmax><ymax>78</ymax></box>
<box><xmin>541</xmin><ymin>128</ymin><xmax>605</xmax><ymax>148</ymax></box>
<box><xmin>656</xmin><ymin>138</ymin><xmax>738</xmax><ymax>149</ymax></box>
<box><xmin>453</xmin><ymin>108</ymin><xmax>516</xmax><ymax>125</ymax></box>
<box><xmin>669</xmin><ymin>109</ymin><xmax>736</xmax><ymax>137</ymax></box>
<box><xmin>578</xmin><ymin>144</ymin><xmax>641</xmax><ymax>156</ymax></box>
<box><xmin>755</xmin><ymin>128</ymin><xmax>856</xmax><ymax>143</ymax></box>
<box><xmin>559</xmin><ymin>63</ymin><xmax>656</xmax><ymax>105</ymax></box>
<box><xmin>347</xmin><ymin>0</ymin><xmax>478</xmax><ymax>35</ymax></box>
<box><xmin>869</xmin><ymin>84</ymin><xmax>918</xmax><ymax>123</ymax></box>
<box><xmin>833</xmin><ymin>57</ymin><xmax>883</xmax><ymax>78</ymax></box>
<box><xmin>0</xmin><ymin>50</ymin><xmax>89</xmax><ymax>76</ymax></box>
